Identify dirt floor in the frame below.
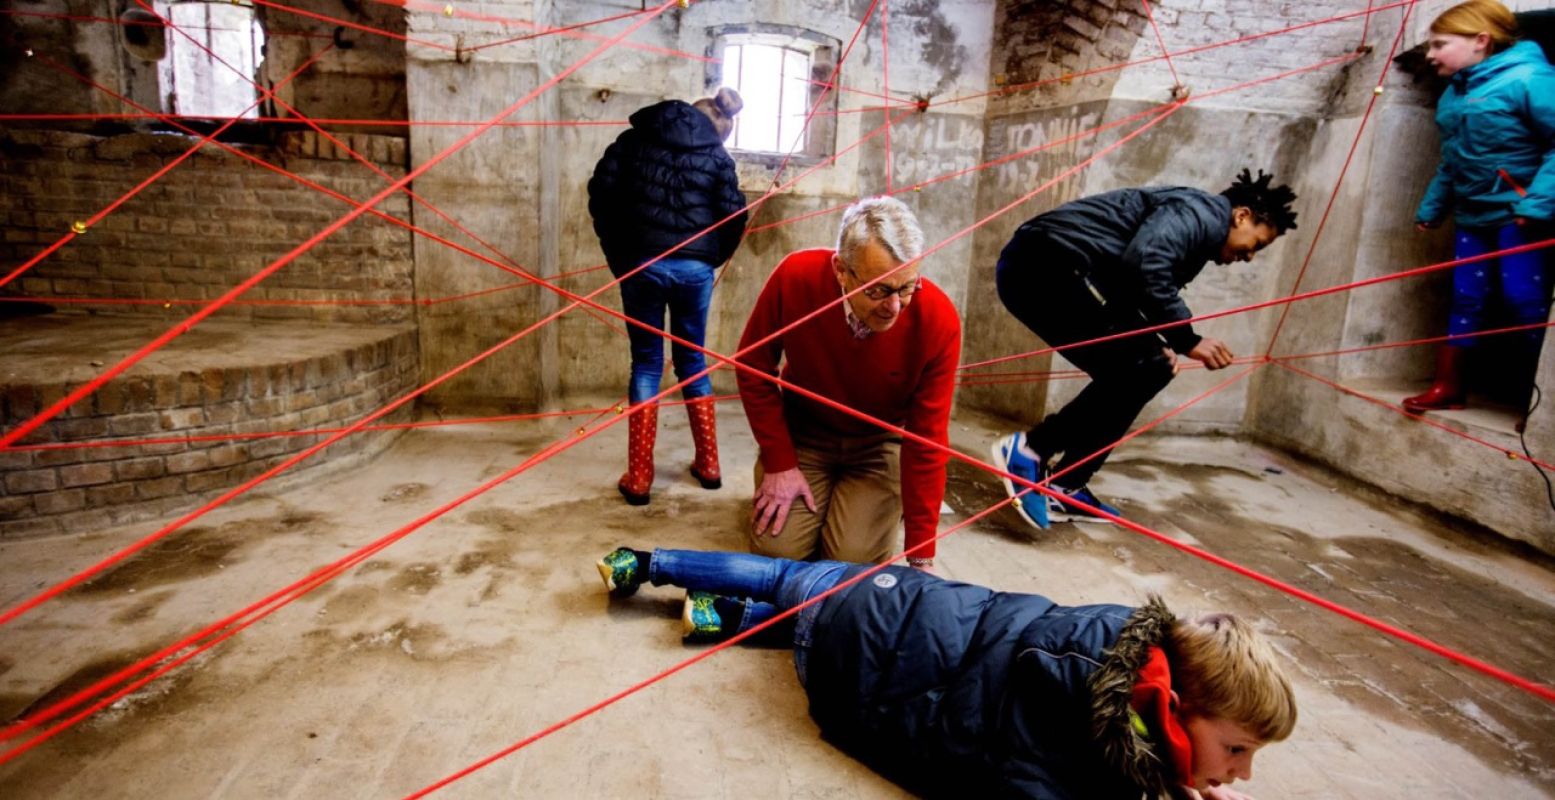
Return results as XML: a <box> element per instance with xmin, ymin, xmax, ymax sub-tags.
<box><xmin>0</xmin><ymin>401</ymin><xmax>1552</xmax><ymax>799</ymax></box>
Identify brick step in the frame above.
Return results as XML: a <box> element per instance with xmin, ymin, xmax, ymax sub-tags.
<box><xmin>0</xmin><ymin>314</ymin><xmax>419</xmax><ymax>538</ymax></box>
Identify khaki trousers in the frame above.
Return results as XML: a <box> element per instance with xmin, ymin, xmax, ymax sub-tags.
<box><xmin>750</xmin><ymin>432</ymin><xmax>902</xmax><ymax>564</ymax></box>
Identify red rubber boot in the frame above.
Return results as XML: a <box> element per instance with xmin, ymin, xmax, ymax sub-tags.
<box><xmin>618</xmin><ymin>403</ymin><xmax>658</xmax><ymax>505</ymax></box>
<box><xmin>686</xmin><ymin>396</ymin><xmax>721</xmax><ymax>490</ymax></box>
<box><xmin>1404</xmin><ymin>346</ymin><xmax>1468</xmax><ymax>413</ymax></box>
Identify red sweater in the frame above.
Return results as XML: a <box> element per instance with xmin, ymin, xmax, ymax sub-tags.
<box><xmin>736</xmin><ymin>248</ymin><xmax>962</xmax><ymax>559</ymax></box>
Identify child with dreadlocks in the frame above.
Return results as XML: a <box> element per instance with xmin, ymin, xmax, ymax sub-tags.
<box><xmin>991</xmin><ymin>171</ymin><xmax>1299</xmax><ymax>527</ymax></box>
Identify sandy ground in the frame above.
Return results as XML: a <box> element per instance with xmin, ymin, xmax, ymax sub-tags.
<box><xmin>0</xmin><ymin>401</ymin><xmax>1552</xmax><ymax>799</ymax></box>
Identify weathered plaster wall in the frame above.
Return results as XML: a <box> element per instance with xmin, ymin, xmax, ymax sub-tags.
<box><xmin>961</xmin><ymin>0</ymin><xmax>1350</xmax><ymax>433</ymax></box>
<box><xmin>406</xmin><ymin>0</ymin><xmax>996</xmax><ymax>406</ymax></box>
<box><xmin>1246</xmin><ymin>0</ymin><xmax>1555</xmax><ymax>552</ymax></box>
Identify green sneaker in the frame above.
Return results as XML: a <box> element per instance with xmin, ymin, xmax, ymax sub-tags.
<box><xmin>682</xmin><ymin>591</ymin><xmax>724</xmax><ymax>640</ymax></box>
<box><xmin>596</xmin><ymin>547</ymin><xmax>643</xmax><ymax>597</ymax></box>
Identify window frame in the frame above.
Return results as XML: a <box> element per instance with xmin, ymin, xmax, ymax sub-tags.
<box><xmin>706</xmin><ymin>25</ymin><xmax>838</xmax><ymax>167</ymax></box>
<box><xmin>155</xmin><ymin>0</ymin><xmax>267</xmax><ymax>121</ymax></box>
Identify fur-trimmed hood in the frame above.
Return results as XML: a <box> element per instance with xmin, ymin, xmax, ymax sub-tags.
<box><xmin>1088</xmin><ymin>595</ymin><xmax>1182</xmax><ymax>798</ymax></box>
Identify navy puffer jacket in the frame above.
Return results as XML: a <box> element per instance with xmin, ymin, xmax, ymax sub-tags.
<box><xmin>805</xmin><ymin>566</ymin><xmax>1180</xmax><ymax>799</ymax></box>
<box><xmin>587</xmin><ymin>100</ymin><xmax>748</xmax><ymax>274</ymax></box>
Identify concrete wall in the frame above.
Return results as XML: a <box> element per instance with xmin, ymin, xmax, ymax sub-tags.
<box><xmin>4</xmin><ymin>0</ymin><xmax>1551</xmax><ymax>550</ymax></box>
<box><xmin>1246</xmin><ymin>0</ymin><xmax>1555</xmax><ymax>553</ymax></box>
<box><xmin>961</xmin><ymin>0</ymin><xmax>1351</xmax><ymax>433</ymax></box>
<box><xmin>405</xmin><ymin>0</ymin><xmax>996</xmax><ymax>407</ymax></box>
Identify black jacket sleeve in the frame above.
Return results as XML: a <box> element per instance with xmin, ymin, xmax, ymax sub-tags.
<box><xmin>711</xmin><ymin>151</ymin><xmax>748</xmax><ymax>267</ymax></box>
<box><xmin>1117</xmin><ymin>203</ymin><xmax>1207</xmax><ymax>353</ymax></box>
<box><xmin>587</xmin><ymin>135</ymin><xmax>628</xmax><ymax>270</ymax></box>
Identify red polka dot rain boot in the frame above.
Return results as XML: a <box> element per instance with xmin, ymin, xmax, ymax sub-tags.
<box><xmin>686</xmin><ymin>396</ymin><xmax>721</xmax><ymax>490</ymax></box>
<box><xmin>618</xmin><ymin>403</ymin><xmax>658</xmax><ymax>506</ymax></box>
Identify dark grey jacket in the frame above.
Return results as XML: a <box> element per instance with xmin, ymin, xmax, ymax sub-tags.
<box><xmin>587</xmin><ymin>100</ymin><xmax>748</xmax><ymax>274</ymax></box>
<box><xmin>805</xmin><ymin>566</ymin><xmax>1181</xmax><ymax>799</ymax></box>
<box><xmin>1002</xmin><ymin>187</ymin><xmax>1233</xmax><ymax>353</ymax></box>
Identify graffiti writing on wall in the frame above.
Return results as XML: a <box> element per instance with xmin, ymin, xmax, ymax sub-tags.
<box><xmin>888</xmin><ymin>113</ymin><xmax>984</xmax><ymax>188</ymax></box>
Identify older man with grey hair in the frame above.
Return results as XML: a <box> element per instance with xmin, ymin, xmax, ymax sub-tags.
<box><xmin>735</xmin><ymin>196</ymin><xmax>963</xmax><ymax>569</ymax></box>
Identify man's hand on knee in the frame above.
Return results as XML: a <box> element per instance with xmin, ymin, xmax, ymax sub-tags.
<box><xmin>752</xmin><ymin>467</ymin><xmax>817</xmax><ymax>538</ymax></box>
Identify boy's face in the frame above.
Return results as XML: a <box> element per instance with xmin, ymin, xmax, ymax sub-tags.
<box><xmin>1217</xmin><ymin>207</ymin><xmax>1279</xmax><ymax>265</ymax></box>
<box><xmin>1183</xmin><ymin>715</ymin><xmax>1264</xmax><ymax>790</ymax></box>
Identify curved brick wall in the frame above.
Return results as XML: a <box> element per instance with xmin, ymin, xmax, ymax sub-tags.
<box><xmin>0</xmin><ymin>317</ymin><xmax>419</xmax><ymax>538</ymax></box>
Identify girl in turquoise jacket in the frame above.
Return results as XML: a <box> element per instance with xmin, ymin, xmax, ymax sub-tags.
<box><xmin>1408</xmin><ymin>1</ymin><xmax>1555</xmax><ymax>420</ymax></box>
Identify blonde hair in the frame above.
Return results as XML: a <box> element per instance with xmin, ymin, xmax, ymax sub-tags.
<box><xmin>693</xmin><ymin>87</ymin><xmax>744</xmax><ymax>142</ymax></box>
<box><xmin>1430</xmin><ymin>0</ymin><xmax>1519</xmax><ymax>52</ymax></box>
<box><xmin>1164</xmin><ymin>613</ymin><xmax>1297</xmax><ymax>742</ymax></box>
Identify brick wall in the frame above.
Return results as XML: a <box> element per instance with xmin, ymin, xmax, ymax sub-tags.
<box><xmin>991</xmin><ymin>0</ymin><xmax>1381</xmax><ymax>116</ymax></box>
<box><xmin>1111</xmin><ymin>0</ymin><xmax>1376</xmax><ymax>114</ymax></box>
<box><xmin>0</xmin><ymin>128</ymin><xmax>415</xmax><ymax>323</ymax></box>
<box><xmin>0</xmin><ymin>325</ymin><xmax>418</xmax><ymax>538</ymax></box>
<box><xmin>992</xmin><ymin>0</ymin><xmax>1150</xmax><ymax>109</ymax></box>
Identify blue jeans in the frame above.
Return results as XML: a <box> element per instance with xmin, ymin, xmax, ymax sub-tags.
<box><xmin>1448</xmin><ymin>222</ymin><xmax>1552</xmax><ymax>351</ymax></box>
<box><xmin>617</xmin><ymin>258</ymin><xmax>716</xmax><ymax>403</ymax></box>
<box><xmin>648</xmin><ymin>549</ymin><xmax>849</xmax><ymax>685</ymax></box>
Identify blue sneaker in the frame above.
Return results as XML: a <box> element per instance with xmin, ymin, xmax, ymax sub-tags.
<box><xmin>596</xmin><ymin>547</ymin><xmax>643</xmax><ymax>597</ymax></box>
<box><xmin>1048</xmin><ymin>485</ymin><xmax>1122</xmax><ymax>524</ymax></box>
<box><xmin>682</xmin><ymin>591</ymin><xmax>725</xmax><ymax>641</ymax></box>
<box><xmin>991</xmin><ymin>433</ymin><xmax>1050</xmax><ymax>530</ymax></box>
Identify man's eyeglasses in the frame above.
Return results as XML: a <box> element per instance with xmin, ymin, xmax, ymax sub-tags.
<box><xmin>848</xmin><ymin>268</ymin><xmax>920</xmax><ymax>301</ymax></box>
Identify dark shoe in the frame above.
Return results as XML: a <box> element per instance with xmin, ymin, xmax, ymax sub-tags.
<box><xmin>1404</xmin><ymin>346</ymin><xmax>1468</xmax><ymax>412</ymax></box>
<box><xmin>617</xmin><ymin>403</ymin><xmax>658</xmax><ymax>505</ymax></box>
<box><xmin>686</xmin><ymin>396</ymin><xmax>721</xmax><ymax>490</ymax></box>
<box><xmin>1048</xmin><ymin>485</ymin><xmax>1122</xmax><ymax>524</ymax></box>
<box><xmin>596</xmin><ymin>547</ymin><xmax>644</xmax><ymax>597</ymax></box>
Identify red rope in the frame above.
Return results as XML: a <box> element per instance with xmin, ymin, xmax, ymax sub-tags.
<box><xmin>0</xmin><ymin>113</ymin><xmax>626</xmax><ymax>127</ymax></box>
<box><xmin>12</xmin><ymin>52</ymin><xmax>617</xmax><ymax>325</ymax></box>
<box><xmin>147</xmin><ymin>6</ymin><xmax>629</xmax><ymax>337</ymax></box>
<box><xmin>400</xmin><ymin>361</ymin><xmax>1263</xmax><ymax>798</ymax></box>
<box><xmin>0</xmin><ymin>44</ymin><xmax>334</xmax><ymax>291</ymax></box>
<box><xmin>11</xmin><ymin>53</ymin><xmax>1552</xmax><ymax>754</ymax></box>
<box><xmin>2</xmin><ymin>396</ymin><xmax>739</xmax><ymax>454</ymax></box>
<box><xmin>0</xmin><ymin>8</ymin><xmax>921</xmax><ymax>630</ymax></box>
<box><xmin>957</xmin><ymin>356</ymin><xmax>1265</xmax><ymax>387</ymax></box>
<box><xmin>1140</xmin><ymin>0</ymin><xmax>1181</xmax><ymax>89</ymax></box>
<box><xmin>0</xmin><ymin>266</ymin><xmax>611</xmax><ymax>309</ymax></box>
<box><xmin>0</xmin><ymin>4</ymin><xmax>676</xmax><ymax>451</ymax></box>
<box><xmin>7</xmin><ymin>6</ymin><xmax>1547</xmax><ymax>775</ymax></box>
<box><xmin>0</xmin><ymin>7</ymin><xmax>330</xmax><ymax>37</ymax></box>
<box><xmin>247</xmin><ymin>0</ymin><xmax>453</xmax><ymax>51</ymax></box>
<box><xmin>747</xmin><ymin>0</ymin><xmax>886</xmax><ymax>227</ymax></box>
<box><xmin>1262</xmin><ymin>0</ymin><xmax>1418</xmax><ymax>357</ymax></box>
<box><xmin>1275</xmin><ymin>320</ymin><xmax>1555</xmax><ymax>363</ymax></box>
<box><xmin>375</xmin><ymin>0</ymin><xmax>713</xmax><ymax>64</ymax></box>
<box><xmin>1277</xmin><ymin>361</ymin><xmax>1555</xmax><ymax>471</ymax></box>
<box><xmin>747</xmin><ymin>100</ymin><xmax>1174</xmax><ymax>235</ymax></box>
<box><xmin>928</xmin><ymin>0</ymin><xmax>1410</xmax><ymax>110</ymax></box>
<box><xmin>464</xmin><ymin>5</ymin><xmax>656</xmax><ymax>52</ymax></box>
<box><xmin>0</xmin><ymin>84</ymin><xmax>1173</xmax><ymax>752</ymax></box>
<box><xmin>882</xmin><ymin>0</ymin><xmax>892</xmax><ymax>194</ymax></box>
<box><xmin>957</xmin><ymin>237</ymin><xmax>1555</xmax><ymax>372</ymax></box>
<box><xmin>958</xmin><ymin>319</ymin><xmax>1555</xmax><ymax>386</ymax></box>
